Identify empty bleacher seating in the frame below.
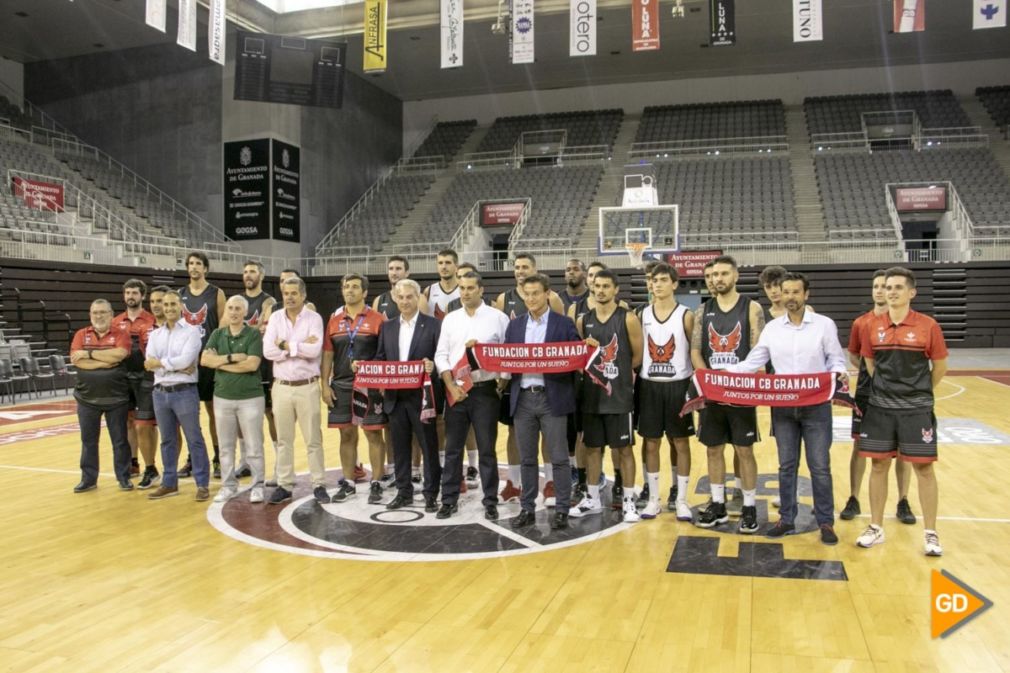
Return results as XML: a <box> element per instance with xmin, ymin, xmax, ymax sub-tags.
<box><xmin>635</xmin><ymin>100</ymin><xmax>786</xmax><ymax>144</ymax></box>
<box><xmin>412</xmin><ymin>120</ymin><xmax>477</xmax><ymax>161</ymax></box>
<box><xmin>318</xmin><ymin>174</ymin><xmax>434</xmax><ymax>253</ymax></box>
<box><xmin>977</xmin><ymin>86</ymin><xmax>1010</xmax><ymax>129</ymax></box>
<box><xmin>815</xmin><ymin>148</ymin><xmax>1010</xmax><ymax>238</ymax></box>
<box><xmin>476</xmin><ymin>110</ymin><xmax>623</xmax><ymax>153</ymax></box>
<box><xmin>805</xmin><ymin>90</ymin><xmax>971</xmax><ymax>135</ymax></box>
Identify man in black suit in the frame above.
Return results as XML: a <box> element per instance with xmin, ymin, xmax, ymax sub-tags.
<box><xmin>505</xmin><ymin>274</ymin><xmax>580</xmax><ymax>530</ymax></box>
<box><xmin>372</xmin><ymin>279</ymin><xmax>442</xmax><ymax>511</ymax></box>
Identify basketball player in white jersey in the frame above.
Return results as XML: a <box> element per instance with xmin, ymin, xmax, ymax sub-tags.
<box><xmin>423</xmin><ymin>248</ymin><xmax>460</xmax><ymax>320</ymax></box>
<box><xmin>636</xmin><ymin>263</ymin><xmax>695</xmax><ymax>520</ymax></box>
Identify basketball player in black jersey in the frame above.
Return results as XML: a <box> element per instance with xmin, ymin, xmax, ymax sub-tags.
<box><xmin>493</xmin><ymin>252</ymin><xmax>565</xmax><ymax>502</ymax></box>
<box><xmin>374</xmin><ymin>255</ymin><xmax>430</xmax><ymax>320</ymax></box>
<box><xmin>234</xmin><ymin>260</ymin><xmax>278</xmax><ymax>482</ymax></box>
<box><xmin>560</xmin><ymin>258</ymin><xmax>589</xmax><ymax>313</ymax></box>
<box><xmin>690</xmin><ymin>255</ymin><xmax>765</xmax><ymax>534</ymax></box>
<box><xmin>179</xmin><ymin>252</ymin><xmax>226</xmax><ymax>479</ymax></box>
<box><xmin>570</xmin><ymin>269</ymin><xmax>644</xmax><ymax>522</ymax></box>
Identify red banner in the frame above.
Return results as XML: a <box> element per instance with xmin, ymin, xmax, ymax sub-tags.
<box><xmin>681</xmin><ymin>368</ymin><xmax>856</xmax><ymax>414</ymax></box>
<box><xmin>353</xmin><ymin>360</ymin><xmax>427</xmax><ymax>389</ymax></box>
<box><xmin>470</xmin><ymin>341</ymin><xmax>593</xmax><ymax>373</ymax></box>
<box><xmin>632</xmin><ymin>0</ymin><xmax>660</xmax><ymax>50</ymax></box>
<box><xmin>895</xmin><ymin>187</ymin><xmax>946</xmax><ymax>212</ymax></box>
<box><xmin>893</xmin><ymin>0</ymin><xmax>925</xmax><ymax>33</ymax></box>
<box><xmin>481</xmin><ymin>202</ymin><xmax>525</xmax><ymax>226</ymax></box>
<box><xmin>12</xmin><ymin>176</ymin><xmax>64</xmax><ymax>212</ymax></box>
<box><xmin>665</xmin><ymin>250</ymin><xmax>722</xmax><ymax>278</ymax></box>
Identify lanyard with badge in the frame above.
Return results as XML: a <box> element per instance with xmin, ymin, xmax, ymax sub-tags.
<box><xmin>345</xmin><ymin>310</ymin><xmax>368</xmax><ymax>361</ymax></box>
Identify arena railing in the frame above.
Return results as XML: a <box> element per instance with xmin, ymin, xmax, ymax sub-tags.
<box><xmin>558</xmin><ymin>144</ymin><xmax>611</xmax><ymax>163</ymax></box>
<box><xmin>404</xmin><ymin>115</ymin><xmax>439</xmax><ymax>160</ymax></box>
<box><xmin>629</xmin><ymin>135</ymin><xmax>789</xmax><ymax>158</ymax></box>
<box><xmin>885</xmin><ymin>181</ymin><xmax>975</xmax><ymax>238</ymax></box>
<box><xmin>457</xmin><ymin>149</ymin><xmax>520</xmax><ymax>171</ymax></box>
<box><xmin>919</xmin><ymin>126</ymin><xmax>989</xmax><ymax>148</ymax></box>
<box><xmin>314</xmin><ymin>167</ymin><xmax>395</xmax><ymax>254</ymax></box>
<box><xmin>810</xmin><ymin>132</ymin><xmax>870</xmax><ymax>153</ymax></box>
<box><xmin>48</xmin><ymin>136</ymin><xmax>236</xmax><ymax>250</ymax></box>
<box><xmin>395</xmin><ymin>155</ymin><xmax>446</xmax><ymax>173</ymax></box>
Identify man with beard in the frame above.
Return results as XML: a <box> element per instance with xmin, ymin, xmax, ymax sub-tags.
<box><xmin>374</xmin><ymin>255</ymin><xmax>430</xmax><ymax>320</ymax></box>
<box><xmin>423</xmin><ymin>249</ymin><xmax>460</xmax><ymax>320</ymax></box>
<box><xmin>112</xmin><ymin>279</ymin><xmax>159</xmax><ymax>488</ymax></box>
<box><xmin>690</xmin><ymin>255</ymin><xmax>765</xmax><ymax>535</ymax></box>
<box><xmin>324</xmin><ymin>274</ymin><xmax>388</xmax><ymax>504</ymax></box>
<box><xmin>494</xmin><ymin>253</ymin><xmax>565</xmax><ymax>504</ymax></box>
<box><xmin>179</xmin><ymin>251</ymin><xmax>226</xmax><ymax>479</ymax></box>
<box><xmin>560</xmin><ymin>258</ymin><xmax>589</xmax><ymax>314</ymax></box>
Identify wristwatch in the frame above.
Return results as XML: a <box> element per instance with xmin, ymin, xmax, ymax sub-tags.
<box><xmin>226</xmin><ymin>354</ymin><xmax>234</xmax><ymax>364</ymax></box>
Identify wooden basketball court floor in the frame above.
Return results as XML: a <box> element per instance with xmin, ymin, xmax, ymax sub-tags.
<box><xmin>2</xmin><ymin>363</ymin><xmax>1009</xmax><ymax>672</ymax></box>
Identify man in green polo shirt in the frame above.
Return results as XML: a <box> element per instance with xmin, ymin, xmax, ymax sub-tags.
<box><xmin>201</xmin><ymin>295</ymin><xmax>266</xmax><ymax>503</ymax></box>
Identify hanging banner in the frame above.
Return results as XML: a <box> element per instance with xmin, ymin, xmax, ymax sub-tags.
<box><xmin>364</xmin><ymin>0</ymin><xmax>388</xmax><ymax>72</ymax></box>
<box><xmin>441</xmin><ymin>0</ymin><xmax>464</xmax><ymax>68</ymax></box>
<box><xmin>271</xmin><ymin>139</ymin><xmax>301</xmax><ymax>242</ymax></box>
<box><xmin>974</xmin><ymin>0</ymin><xmax>1006</xmax><ymax>29</ymax></box>
<box><xmin>177</xmin><ymin>0</ymin><xmax>197</xmax><ymax>51</ymax></box>
<box><xmin>223</xmin><ymin>139</ymin><xmax>270</xmax><ymax>240</ymax></box>
<box><xmin>710</xmin><ymin>0</ymin><xmax>736</xmax><ymax>46</ymax></box>
<box><xmin>893</xmin><ymin>0</ymin><xmax>925</xmax><ymax>33</ymax></box>
<box><xmin>793</xmin><ymin>0</ymin><xmax>823</xmax><ymax>42</ymax></box>
<box><xmin>512</xmin><ymin>0</ymin><xmax>535</xmax><ymax>64</ymax></box>
<box><xmin>145</xmin><ymin>0</ymin><xmax>166</xmax><ymax>32</ymax></box>
<box><xmin>570</xmin><ymin>0</ymin><xmax>596</xmax><ymax>56</ymax></box>
<box><xmin>208</xmin><ymin>0</ymin><xmax>226</xmax><ymax>65</ymax></box>
<box><xmin>632</xmin><ymin>0</ymin><xmax>660</xmax><ymax>51</ymax></box>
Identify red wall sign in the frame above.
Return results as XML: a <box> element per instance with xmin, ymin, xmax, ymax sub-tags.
<box><xmin>895</xmin><ymin>187</ymin><xmax>947</xmax><ymax>212</ymax></box>
<box><xmin>665</xmin><ymin>250</ymin><xmax>722</xmax><ymax>278</ymax></box>
<box><xmin>12</xmin><ymin>176</ymin><xmax>64</xmax><ymax>212</ymax></box>
<box><xmin>481</xmin><ymin>202</ymin><xmax>525</xmax><ymax>226</ymax></box>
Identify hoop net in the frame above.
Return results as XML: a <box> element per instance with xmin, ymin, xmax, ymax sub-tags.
<box><xmin>625</xmin><ymin>242</ymin><xmax>649</xmax><ymax>268</ymax></box>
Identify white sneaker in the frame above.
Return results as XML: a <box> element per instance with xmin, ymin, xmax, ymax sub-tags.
<box><xmin>213</xmin><ymin>487</ymin><xmax>237</xmax><ymax>503</ymax></box>
<box><xmin>249</xmin><ymin>486</ymin><xmax>265</xmax><ymax>503</ymax></box>
<box><xmin>622</xmin><ymin>498</ymin><xmax>641</xmax><ymax>523</ymax></box>
<box><xmin>856</xmin><ymin>524</ymin><xmax>885</xmax><ymax>548</ymax></box>
<box><xmin>675</xmin><ymin>500</ymin><xmax>693</xmax><ymax>522</ymax></box>
<box><xmin>924</xmin><ymin>530</ymin><xmax>943</xmax><ymax>557</ymax></box>
<box><xmin>569</xmin><ymin>495</ymin><xmax>602</xmax><ymax>517</ymax></box>
<box><xmin>641</xmin><ymin>501</ymin><xmax>661</xmax><ymax>520</ymax></box>
<box><xmin>772</xmin><ymin>495</ymin><xmax>781</xmax><ymax>508</ymax></box>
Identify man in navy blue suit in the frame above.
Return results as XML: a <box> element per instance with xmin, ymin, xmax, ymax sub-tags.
<box><xmin>372</xmin><ymin>279</ymin><xmax>442</xmax><ymax>511</ymax></box>
<box><xmin>505</xmin><ymin>274</ymin><xmax>579</xmax><ymax>530</ymax></box>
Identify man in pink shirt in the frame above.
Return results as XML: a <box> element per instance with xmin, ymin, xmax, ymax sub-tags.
<box><xmin>263</xmin><ymin>276</ymin><xmax>329</xmax><ymax>505</ymax></box>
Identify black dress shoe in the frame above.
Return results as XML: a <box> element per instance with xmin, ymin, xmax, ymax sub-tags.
<box><xmin>436</xmin><ymin>503</ymin><xmax>458</xmax><ymax>519</ymax></box>
<box><xmin>484</xmin><ymin>504</ymin><xmax>499</xmax><ymax>521</ymax></box>
<box><xmin>73</xmin><ymin>480</ymin><xmax>97</xmax><ymax>493</ymax></box>
<box><xmin>386</xmin><ymin>494</ymin><xmax>411</xmax><ymax>510</ymax></box>
<box><xmin>551</xmin><ymin>512</ymin><xmax>569</xmax><ymax>530</ymax></box>
<box><xmin>424</xmin><ymin>496</ymin><xmax>439</xmax><ymax>513</ymax></box>
<box><xmin>511</xmin><ymin>509</ymin><xmax>535</xmax><ymax>528</ymax></box>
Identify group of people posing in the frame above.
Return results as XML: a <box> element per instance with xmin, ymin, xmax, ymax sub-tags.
<box><xmin>70</xmin><ymin>248</ymin><xmax>948</xmax><ymax>555</ymax></box>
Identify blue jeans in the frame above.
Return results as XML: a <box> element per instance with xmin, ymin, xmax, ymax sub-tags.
<box><xmin>771</xmin><ymin>402</ymin><xmax>834</xmax><ymax>526</ymax></box>
<box><xmin>154</xmin><ymin>385</ymin><xmax>210</xmax><ymax>488</ymax></box>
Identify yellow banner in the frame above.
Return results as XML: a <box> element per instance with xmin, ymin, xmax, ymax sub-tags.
<box><xmin>364</xmin><ymin>0</ymin><xmax>388</xmax><ymax>72</ymax></box>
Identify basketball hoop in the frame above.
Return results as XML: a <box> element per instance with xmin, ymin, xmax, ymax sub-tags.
<box><xmin>625</xmin><ymin>242</ymin><xmax>649</xmax><ymax>269</ymax></box>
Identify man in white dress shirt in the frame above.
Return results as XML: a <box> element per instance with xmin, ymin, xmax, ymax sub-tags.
<box><xmin>434</xmin><ymin>271</ymin><xmax>510</xmax><ymax>521</ymax></box>
<box><xmin>727</xmin><ymin>273</ymin><xmax>847</xmax><ymax>545</ymax></box>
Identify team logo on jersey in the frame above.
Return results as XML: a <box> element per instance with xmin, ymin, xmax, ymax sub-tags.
<box><xmin>208</xmin><ymin>467</ymin><xmax>628</xmax><ymax>561</ymax></box>
<box><xmin>433</xmin><ymin>304</ymin><xmax>446</xmax><ymax>320</ymax></box>
<box><xmin>587</xmin><ymin>334</ymin><xmax>620</xmax><ymax>395</ymax></box>
<box><xmin>246</xmin><ymin>309</ymin><xmax>260</xmax><ymax>326</ymax></box>
<box><xmin>922</xmin><ymin>427</ymin><xmax>934</xmax><ymax>443</ymax></box>
<box><xmin>183</xmin><ymin>304</ymin><xmax>208</xmax><ymax>338</ymax></box>
<box><xmin>707</xmin><ymin>323</ymin><xmax>742</xmax><ymax>367</ymax></box>
<box><xmin>877</xmin><ymin>328</ymin><xmax>887</xmax><ymax>343</ymax></box>
<box><xmin>647</xmin><ymin>334</ymin><xmax>676</xmax><ymax>378</ymax></box>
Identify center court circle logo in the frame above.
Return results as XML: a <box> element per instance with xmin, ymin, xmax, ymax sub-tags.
<box><xmin>208</xmin><ymin>466</ymin><xmax>629</xmax><ymax>561</ymax></box>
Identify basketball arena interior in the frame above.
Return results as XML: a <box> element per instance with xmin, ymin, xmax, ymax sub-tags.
<box><xmin>1</xmin><ymin>0</ymin><xmax>1009</xmax><ymax>671</ymax></box>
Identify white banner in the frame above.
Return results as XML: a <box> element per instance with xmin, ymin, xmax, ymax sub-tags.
<box><xmin>145</xmin><ymin>0</ymin><xmax>166</xmax><ymax>32</ymax></box>
<box><xmin>570</xmin><ymin>0</ymin><xmax>596</xmax><ymax>56</ymax></box>
<box><xmin>209</xmin><ymin>0</ymin><xmax>226</xmax><ymax>65</ymax></box>
<box><xmin>793</xmin><ymin>0</ymin><xmax>823</xmax><ymax>41</ymax></box>
<box><xmin>973</xmin><ymin>0</ymin><xmax>1006</xmax><ymax>29</ymax></box>
<box><xmin>512</xmin><ymin>0</ymin><xmax>535</xmax><ymax>64</ymax></box>
<box><xmin>177</xmin><ymin>0</ymin><xmax>197</xmax><ymax>51</ymax></box>
<box><xmin>441</xmin><ymin>0</ymin><xmax>464</xmax><ymax>68</ymax></box>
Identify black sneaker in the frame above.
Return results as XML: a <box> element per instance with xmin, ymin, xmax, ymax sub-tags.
<box><xmin>368</xmin><ymin>481</ymin><xmax>383</xmax><ymax>504</ymax></box>
<box><xmin>313</xmin><ymin>486</ymin><xmax>331</xmax><ymax>504</ymax></box>
<box><xmin>666</xmin><ymin>485</ymin><xmax>678</xmax><ymax>511</ymax></box>
<box><xmin>138</xmin><ymin>466</ymin><xmax>160</xmax><ymax>490</ymax></box>
<box><xmin>212</xmin><ymin>458</ymin><xmax>221</xmax><ymax>480</ymax></box>
<box><xmin>695</xmin><ymin>501</ymin><xmax>729</xmax><ymax>528</ymax></box>
<box><xmin>636</xmin><ymin>483</ymin><xmax>650</xmax><ymax>509</ymax></box>
<box><xmin>739</xmin><ymin>505</ymin><xmax>758</xmax><ymax>534</ymax></box>
<box><xmin>611</xmin><ymin>482</ymin><xmax>624</xmax><ymax>511</ymax></box>
<box><xmin>268</xmin><ymin>487</ymin><xmax>292</xmax><ymax>505</ymax></box>
<box><xmin>765</xmin><ymin>520</ymin><xmax>796</xmax><ymax>538</ymax></box>
<box><xmin>465</xmin><ymin>466</ymin><xmax>479</xmax><ymax>486</ymax></box>
<box><xmin>840</xmin><ymin>496</ymin><xmax>861</xmax><ymax>520</ymax></box>
<box><xmin>332</xmin><ymin>480</ymin><xmax>356</xmax><ymax>503</ymax></box>
<box><xmin>235</xmin><ymin>465</ymin><xmax>252</xmax><ymax>479</ymax></box>
<box><xmin>379</xmin><ymin>473</ymin><xmax>395</xmax><ymax>489</ymax></box>
<box><xmin>896</xmin><ymin>497</ymin><xmax>917</xmax><ymax>525</ymax></box>
<box><xmin>178</xmin><ymin>458</ymin><xmax>193</xmax><ymax>478</ymax></box>
<box><xmin>411</xmin><ymin>471</ymin><xmax>422</xmax><ymax>484</ymax></box>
